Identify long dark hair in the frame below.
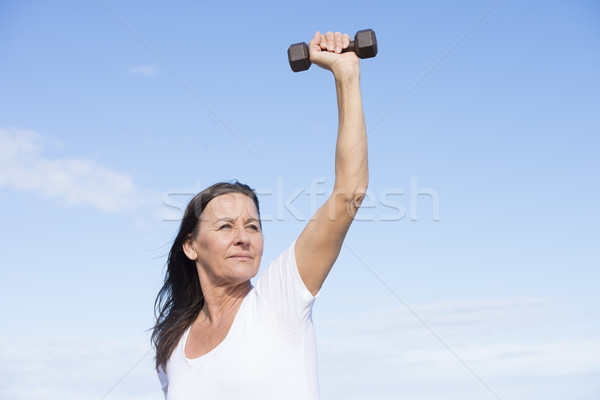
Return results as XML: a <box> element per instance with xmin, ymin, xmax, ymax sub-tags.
<box><xmin>151</xmin><ymin>181</ymin><xmax>260</xmax><ymax>370</ymax></box>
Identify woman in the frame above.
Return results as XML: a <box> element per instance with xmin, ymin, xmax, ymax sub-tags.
<box><xmin>152</xmin><ymin>30</ymin><xmax>368</xmax><ymax>399</ymax></box>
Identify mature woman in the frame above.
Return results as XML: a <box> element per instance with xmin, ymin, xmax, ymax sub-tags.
<box><xmin>152</xmin><ymin>30</ymin><xmax>368</xmax><ymax>399</ymax></box>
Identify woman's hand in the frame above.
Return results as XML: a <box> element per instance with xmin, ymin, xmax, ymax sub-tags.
<box><xmin>308</xmin><ymin>31</ymin><xmax>360</xmax><ymax>80</ymax></box>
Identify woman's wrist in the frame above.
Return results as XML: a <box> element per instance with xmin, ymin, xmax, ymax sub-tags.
<box><xmin>332</xmin><ymin>60</ymin><xmax>360</xmax><ymax>82</ymax></box>
<box><xmin>334</xmin><ymin>70</ymin><xmax>361</xmax><ymax>88</ymax></box>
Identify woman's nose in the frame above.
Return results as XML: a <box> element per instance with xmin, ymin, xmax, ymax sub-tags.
<box><xmin>234</xmin><ymin>225</ymin><xmax>250</xmax><ymax>245</ymax></box>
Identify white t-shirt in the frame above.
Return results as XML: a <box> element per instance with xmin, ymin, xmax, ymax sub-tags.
<box><xmin>157</xmin><ymin>242</ymin><xmax>320</xmax><ymax>399</ymax></box>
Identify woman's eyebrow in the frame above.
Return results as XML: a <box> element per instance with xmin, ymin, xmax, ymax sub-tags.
<box><xmin>214</xmin><ymin>217</ymin><xmax>260</xmax><ymax>223</ymax></box>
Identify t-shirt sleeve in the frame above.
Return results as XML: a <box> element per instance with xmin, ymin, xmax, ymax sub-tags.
<box><xmin>254</xmin><ymin>241</ymin><xmax>319</xmax><ymax>327</ymax></box>
<box><xmin>157</xmin><ymin>364</ymin><xmax>168</xmax><ymax>398</ymax></box>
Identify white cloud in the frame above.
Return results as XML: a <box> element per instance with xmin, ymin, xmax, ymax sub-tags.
<box><xmin>316</xmin><ymin>297</ymin><xmax>600</xmax><ymax>399</ymax></box>
<box><xmin>130</xmin><ymin>65</ymin><xmax>158</xmax><ymax>77</ymax></box>
<box><xmin>321</xmin><ymin>297</ymin><xmax>551</xmax><ymax>339</ymax></box>
<box><xmin>0</xmin><ymin>127</ymin><xmax>146</xmax><ymax>213</ymax></box>
<box><xmin>319</xmin><ymin>337</ymin><xmax>600</xmax><ymax>400</ymax></box>
<box><xmin>0</xmin><ymin>335</ymin><xmax>159</xmax><ymax>400</ymax></box>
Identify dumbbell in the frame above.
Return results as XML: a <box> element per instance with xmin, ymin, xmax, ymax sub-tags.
<box><xmin>287</xmin><ymin>29</ymin><xmax>378</xmax><ymax>72</ymax></box>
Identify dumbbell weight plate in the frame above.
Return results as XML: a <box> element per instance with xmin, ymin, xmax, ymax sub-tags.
<box><xmin>287</xmin><ymin>42</ymin><xmax>310</xmax><ymax>73</ymax></box>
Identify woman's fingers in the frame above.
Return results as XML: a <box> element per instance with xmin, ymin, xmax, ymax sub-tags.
<box><xmin>309</xmin><ymin>30</ymin><xmax>321</xmax><ymax>47</ymax></box>
<box><xmin>309</xmin><ymin>31</ymin><xmax>327</xmax><ymax>53</ymax></box>
<box><xmin>342</xmin><ymin>33</ymin><xmax>350</xmax><ymax>50</ymax></box>
<box><xmin>317</xmin><ymin>31</ymin><xmax>348</xmax><ymax>53</ymax></box>
<box><xmin>333</xmin><ymin>31</ymin><xmax>342</xmax><ymax>53</ymax></box>
<box><xmin>325</xmin><ymin>31</ymin><xmax>334</xmax><ymax>51</ymax></box>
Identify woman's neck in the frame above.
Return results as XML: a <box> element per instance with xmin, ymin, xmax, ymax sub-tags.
<box><xmin>198</xmin><ymin>281</ymin><xmax>251</xmax><ymax>325</ymax></box>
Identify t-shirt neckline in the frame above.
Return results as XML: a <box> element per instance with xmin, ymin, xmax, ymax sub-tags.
<box><xmin>181</xmin><ymin>289</ymin><xmax>253</xmax><ymax>365</ymax></box>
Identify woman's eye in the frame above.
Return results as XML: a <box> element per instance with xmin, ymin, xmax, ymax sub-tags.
<box><xmin>218</xmin><ymin>224</ymin><xmax>232</xmax><ymax>230</ymax></box>
<box><xmin>247</xmin><ymin>224</ymin><xmax>260</xmax><ymax>231</ymax></box>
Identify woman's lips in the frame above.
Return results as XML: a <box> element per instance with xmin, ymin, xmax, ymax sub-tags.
<box><xmin>228</xmin><ymin>254</ymin><xmax>253</xmax><ymax>260</ymax></box>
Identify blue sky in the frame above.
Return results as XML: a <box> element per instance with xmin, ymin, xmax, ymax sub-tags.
<box><xmin>1</xmin><ymin>1</ymin><xmax>599</xmax><ymax>399</ymax></box>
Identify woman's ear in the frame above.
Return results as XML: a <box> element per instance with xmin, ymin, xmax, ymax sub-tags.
<box><xmin>182</xmin><ymin>239</ymin><xmax>198</xmax><ymax>261</ymax></box>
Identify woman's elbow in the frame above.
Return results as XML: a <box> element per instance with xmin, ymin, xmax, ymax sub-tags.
<box><xmin>335</xmin><ymin>183</ymin><xmax>368</xmax><ymax>216</ymax></box>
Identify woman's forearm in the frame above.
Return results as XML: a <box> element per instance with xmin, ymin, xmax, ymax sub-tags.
<box><xmin>333</xmin><ymin>74</ymin><xmax>369</xmax><ymax>202</ymax></box>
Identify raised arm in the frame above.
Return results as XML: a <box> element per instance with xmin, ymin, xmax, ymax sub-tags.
<box><xmin>295</xmin><ymin>30</ymin><xmax>369</xmax><ymax>295</ymax></box>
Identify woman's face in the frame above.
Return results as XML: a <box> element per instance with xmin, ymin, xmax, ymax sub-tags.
<box><xmin>184</xmin><ymin>192</ymin><xmax>263</xmax><ymax>287</ymax></box>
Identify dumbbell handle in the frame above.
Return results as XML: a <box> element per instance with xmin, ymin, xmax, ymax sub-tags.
<box><xmin>322</xmin><ymin>40</ymin><xmax>358</xmax><ymax>54</ymax></box>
